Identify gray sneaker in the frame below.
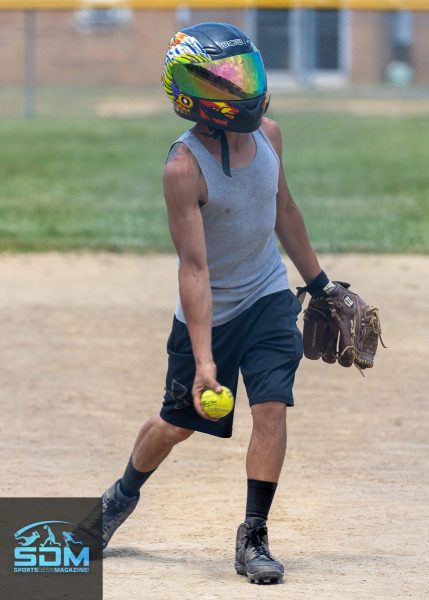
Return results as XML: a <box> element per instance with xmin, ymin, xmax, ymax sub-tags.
<box><xmin>101</xmin><ymin>479</ymin><xmax>139</xmax><ymax>549</ymax></box>
<box><xmin>72</xmin><ymin>480</ymin><xmax>139</xmax><ymax>558</ymax></box>
<box><xmin>235</xmin><ymin>518</ymin><xmax>284</xmax><ymax>584</ymax></box>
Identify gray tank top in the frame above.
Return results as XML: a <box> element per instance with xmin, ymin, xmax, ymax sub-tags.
<box><xmin>169</xmin><ymin>127</ymin><xmax>289</xmax><ymax>327</ymax></box>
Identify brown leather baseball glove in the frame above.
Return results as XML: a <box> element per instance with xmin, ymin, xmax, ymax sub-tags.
<box><xmin>300</xmin><ymin>281</ymin><xmax>386</xmax><ymax>374</ymax></box>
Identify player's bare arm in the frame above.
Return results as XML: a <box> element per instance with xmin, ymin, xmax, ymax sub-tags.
<box><xmin>263</xmin><ymin>118</ymin><xmax>384</xmax><ymax>370</ymax></box>
<box><xmin>163</xmin><ymin>143</ymin><xmax>221</xmax><ymax>419</ymax></box>
<box><xmin>262</xmin><ymin>118</ymin><xmax>322</xmax><ymax>284</ymax></box>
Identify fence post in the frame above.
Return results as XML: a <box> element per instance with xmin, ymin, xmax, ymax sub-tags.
<box><xmin>24</xmin><ymin>9</ymin><xmax>36</xmax><ymax>119</ymax></box>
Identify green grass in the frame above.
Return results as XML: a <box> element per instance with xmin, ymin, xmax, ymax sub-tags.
<box><xmin>0</xmin><ymin>113</ymin><xmax>428</xmax><ymax>253</ymax></box>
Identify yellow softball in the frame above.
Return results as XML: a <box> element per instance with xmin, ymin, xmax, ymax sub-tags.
<box><xmin>201</xmin><ymin>387</ymin><xmax>235</xmax><ymax>419</ymax></box>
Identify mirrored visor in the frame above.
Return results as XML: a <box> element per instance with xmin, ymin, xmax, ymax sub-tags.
<box><xmin>171</xmin><ymin>52</ymin><xmax>266</xmax><ymax>101</ymax></box>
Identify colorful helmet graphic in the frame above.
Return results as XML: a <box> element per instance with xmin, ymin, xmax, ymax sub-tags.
<box><xmin>161</xmin><ymin>22</ymin><xmax>269</xmax><ymax>134</ymax></box>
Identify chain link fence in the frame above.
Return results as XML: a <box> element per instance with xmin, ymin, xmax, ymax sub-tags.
<box><xmin>1</xmin><ymin>5</ymin><xmax>428</xmax><ymax>118</ymax></box>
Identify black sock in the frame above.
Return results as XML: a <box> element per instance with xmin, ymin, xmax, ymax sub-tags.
<box><xmin>245</xmin><ymin>479</ymin><xmax>278</xmax><ymax>522</ymax></box>
<box><xmin>119</xmin><ymin>456</ymin><xmax>156</xmax><ymax>498</ymax></box>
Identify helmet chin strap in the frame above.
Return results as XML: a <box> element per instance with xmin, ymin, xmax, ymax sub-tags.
<box><xmin>200</xmin><ymin>128</ymin><xmax>231</xmax><ymax>177</ymax></box>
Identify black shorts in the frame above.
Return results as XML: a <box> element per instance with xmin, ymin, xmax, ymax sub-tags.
<box><xmin>160</xmin><ymin>289</ymin><xmax>303</xmax><ymax>438</ymax></box>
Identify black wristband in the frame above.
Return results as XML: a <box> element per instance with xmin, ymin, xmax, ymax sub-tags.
<box><xmin>305</xmin><ymin>270</ymin><xmax>330</xmax><ymax>297</ymax></box>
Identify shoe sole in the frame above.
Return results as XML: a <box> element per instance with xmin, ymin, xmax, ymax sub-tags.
<box><xmin>235</xmin><ymin>563</ymin><xmax>283</xmax><ymax>585</ymax></box>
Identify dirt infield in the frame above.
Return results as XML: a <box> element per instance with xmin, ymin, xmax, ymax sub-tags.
<box><xmin>0</xmin><ymin>253</ymin><xmax>428</xmax><ymax>599</ymax></box>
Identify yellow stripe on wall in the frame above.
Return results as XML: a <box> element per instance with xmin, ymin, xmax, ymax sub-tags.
<box><xmin>0</xmin><ymin>0</ymin><xmax>428</xmax><ymax>11</ymax></box>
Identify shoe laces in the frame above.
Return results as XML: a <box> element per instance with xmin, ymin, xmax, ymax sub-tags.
<box><xmin>103</xmin><ymin>496</ymin><xmax>128</xmax><ymax>520</ymax></box>
<box><xmin>103</xmin><ymin>493</ymin><xmax>135</xmax><ymax>529</ymax></box>
<box><xmin>105</xmin><ymin>496</ymin><xmax>121</xmax><ymax>511</ymax></box>
<box><xmin>245</xmin><ymin>524</ymin><xmax>273</xmax><ymax>560</ymax></box>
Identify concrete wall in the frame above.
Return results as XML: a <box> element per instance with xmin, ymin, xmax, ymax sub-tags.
<box><xmin>350</xmin><ymin>11</ymin><xmax>391</xmax><ymax>83</ymax></box>
<box><xmin>349</xmin><ymin>10</ymin><xmax>429</xmax><ymax>85</ymax></box>
<box><xmin>0</xmin><ymin>8</ymin><xmax>428</xmax><ymax>87</ymax></box>
<box><xmin>413</xmin><ymin>12</ymin><xmax>429</xmax><ymax>85</ymax></box>
<box><xmin>0</xmin><ymin>11</ymin><xmax>25</xmax><ymax>84</ymax></box>
<box><xmin>0</xmin><ymin>9</ymin><xmax>176</xmax><ymax>85</ymax></box>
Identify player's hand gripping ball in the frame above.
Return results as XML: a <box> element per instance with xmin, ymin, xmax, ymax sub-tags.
<box><xmin>201</xmin><ymin>387</ymin><xmax>235</xmax><ymax>419</ymax></box>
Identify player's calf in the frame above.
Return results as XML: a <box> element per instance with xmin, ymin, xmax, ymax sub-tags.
<box><xmin>102</xmin><ymin>419</ymin><xmax>194</xmax><ymax>550</ymax></box>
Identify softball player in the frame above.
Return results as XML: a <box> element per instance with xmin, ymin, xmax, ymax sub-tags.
<box><xmin>98</xmin><ymin>22</ymin><xmax>334</xmax><ymax>584</ymax></box>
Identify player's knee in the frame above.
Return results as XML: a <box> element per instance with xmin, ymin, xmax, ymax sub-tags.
<box><xmin>166</xmin><ymin>423</ymin><xmax>194</xmax><ymax>445</ymax></box>
<box><xmin>157</xmin><ymin>416</ymin><xmax>194</xmax><ymax>444</ymax></box>
<box><xmin>251</xmin><ymin>401</ymin><xmax>287</xmax><ymax>429</ymax></box>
